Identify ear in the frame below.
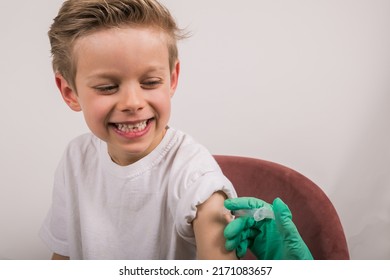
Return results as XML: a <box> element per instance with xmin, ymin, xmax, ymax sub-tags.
<box><xmin>169</xmin><ymin>60</ymin><xmax>180</xmax><ymax>98</ymax></box>
<box><xmin>55</xmin><ymin>73</ymin><xmax>82</xmax><ymax>112</ymax></box>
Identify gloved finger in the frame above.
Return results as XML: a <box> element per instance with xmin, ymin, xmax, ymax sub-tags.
<box><xmin>273</xmin><ymin>198</ymin><xmax>292</xmax><ymax>220</ymax></box>
<box><xmin>224</xmin><ymin>216</ymin><xmax>254</xmax><ymax>239</ymax></box>
<box><xmin>225</xmin><ymin>234</ymin><xmax>241</xmax><ymax>251</ymax></box>
<box><xmin>236</xmin><ymin>238</ymin><xmax>249</xmax><ymax>258</ymax></box>
<box><xmin>225</xmin><ymin>226</ymin><xmax>251</xmax><ymax>251</ymax></box>
<box><xmin>224</xmin><ymin>197</ymin><xmax>269</xmax><ymax>211</ymax></box>
<box><xmin>273</xmin><ymin>197</ymin><xmax>300</xmax><ymax>238</ymax></box>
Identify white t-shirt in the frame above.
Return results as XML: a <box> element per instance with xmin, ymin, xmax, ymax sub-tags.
<box><xmin>40</xmin><ymin>128</ymin><xmax>237</xmax><ymax>259</ymax></box>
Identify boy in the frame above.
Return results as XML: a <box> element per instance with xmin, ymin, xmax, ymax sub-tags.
<box><xmin>40</xmin><ymin>0</ymin><xmax>237</xmax><ymax>260</ymax></box>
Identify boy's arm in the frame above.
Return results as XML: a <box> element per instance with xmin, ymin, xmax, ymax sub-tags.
<box><xmin>51</xmin><ymin>253</ymin><xmax>70</xmax><ymax>260</ymax></box>
<box><xmin>193</xmin><ymin>191</ymin><xmax>238</xmax><ymax>260</ymax></box>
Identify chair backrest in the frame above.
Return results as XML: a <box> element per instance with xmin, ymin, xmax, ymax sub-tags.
<box><xmin>214</xmin><ymin>155</ymin><xmax>350</xmax><ymax>260</ymax></box>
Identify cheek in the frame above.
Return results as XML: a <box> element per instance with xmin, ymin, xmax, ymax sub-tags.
<box><xmin>157</xmin><ymin>96</ymin><xmax>171</xmax><ymax>119</ymax></box>
<box><xmin>146</xmin><ymin>90</ymin><xmax>170</xmax><ymax>114</ymax></box>
<box><xmin>156</xmin><ymin>90</ymin><xmax>172</xmax><ymax>110</ymax></box>
<box><xmin>80</xmin><ymin>97</ymin><xmax>112</xmax><ymax>125</ymax></box>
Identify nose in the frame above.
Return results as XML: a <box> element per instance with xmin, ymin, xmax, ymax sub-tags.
<box><xmin>117</xmin><ymin>86</ymin><xmax>145</xmax><ymax>113</ymax></box>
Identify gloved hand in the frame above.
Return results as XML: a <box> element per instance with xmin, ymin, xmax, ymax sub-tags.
<box><xmin>224</xmin><ymin>197</ymin><xmax>313</xmax><ymax>260</ymax></box>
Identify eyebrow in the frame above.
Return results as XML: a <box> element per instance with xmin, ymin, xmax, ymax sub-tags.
<box><xmin>142</xmin><ymin>65</ymin><xmax>167</xmax><ymax>73</ymax></box>
<box><xmin>84</xmin><ymin>65</ymin><xmax>168</xmax><ymax>82</ymax></box>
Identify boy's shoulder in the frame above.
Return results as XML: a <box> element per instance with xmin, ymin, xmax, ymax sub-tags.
<box><xmin>68</xmin><ymin>132</ymin><xmax>98</xmax><ymax>146</ymax></box>
<box><xmin>168</xmin><ymin>128</ymin><xmax>219</xmax><ymax>171</ymax></box>
<box><xmin>65</xmin><ymin>132</ymin><xmax>100</xmax><ymax>156</ymax></box>
<box><xmin>56</xmin><ymin>133</ymin><xmax>101</xmax><ymax>176</ymax></box>
<box><xmin>169</xmin><ymin>128</ymin><xmax>208</xmax><ymax>156</ymax></box>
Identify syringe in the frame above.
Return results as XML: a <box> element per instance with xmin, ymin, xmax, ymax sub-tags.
<box><xmin>231</xmin><ymin>206</ymin><xmax>275</xmax><ymax>221</ymax></box>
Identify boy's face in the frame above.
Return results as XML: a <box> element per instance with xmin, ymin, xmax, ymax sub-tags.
<box><xmin>56</xmin><ymin>27</ymin><xmax>179</xmax><ymax>165</ymax></box>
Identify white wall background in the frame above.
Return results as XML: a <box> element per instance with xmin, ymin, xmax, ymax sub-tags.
<box><xmin>0</xmin><ymin>0</ymin><xmax>389</xmax><ymax>260</ymax></box>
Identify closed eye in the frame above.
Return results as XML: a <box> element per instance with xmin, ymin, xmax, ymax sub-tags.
<box><xmin>141</xmin><ymin>79</ymin><xmax>163</xmax><ymax>89</ymax></box>
<box><xmin>94</xmin><ymin>85</ymin><xmax>118</xmax><ymax>94</ymax></box>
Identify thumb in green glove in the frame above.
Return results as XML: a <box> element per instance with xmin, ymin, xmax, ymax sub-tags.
<box><xmin>224</xmin><ymin>197</ymin><xmax>313</xmax><ymax>260</ymax></box>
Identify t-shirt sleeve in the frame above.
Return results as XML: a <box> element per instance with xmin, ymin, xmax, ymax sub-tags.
<box><xmin>39</xmin><ymin>160</ymin><xmax>69</xmax><ymax>257</ymax></box>
<box><xmin>174</xmin><ymin>170</ymin><xmax>237</xmax><ymax>244</ymax></box>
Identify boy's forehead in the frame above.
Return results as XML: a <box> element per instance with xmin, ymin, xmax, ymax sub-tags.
<box><xmin>74</xmin><ymin>25</ymin><xmax>169</xmax><ymax>48</ymax></box>
<box><xmin>72</xmin><ymin>26</ymin><xmax>172</xmax><ymax>73</ymax></box>
<box><xmin>73</xmin><ymin>26</ymin><xmax>169</xmax><ymax>57</ymax></box>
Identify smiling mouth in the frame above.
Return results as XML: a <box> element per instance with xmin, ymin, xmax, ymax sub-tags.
<box><xmin>113</xmin><ymin>119</ymin><xmax>153</xmax><ymax>133</ymax></box>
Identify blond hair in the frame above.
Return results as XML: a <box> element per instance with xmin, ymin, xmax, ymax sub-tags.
<box><xmin>49</xmin><ymin>0</ymin><xmax>185</xmax><ymax>89</ymax></box>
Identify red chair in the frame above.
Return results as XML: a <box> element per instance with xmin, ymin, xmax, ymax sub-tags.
<box><xmin>214</xmin><ymin>155</ymin><xmax>350</xmax><ymax>260</ymax></box>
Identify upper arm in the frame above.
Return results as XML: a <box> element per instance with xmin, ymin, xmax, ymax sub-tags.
<box><xmin>192</xmin><ymin>191</ymin><xmax>237</xmax><ymax>260</ymax></box>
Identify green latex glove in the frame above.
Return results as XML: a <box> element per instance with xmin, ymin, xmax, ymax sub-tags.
<box><xmin>224</xmin><ymin>197</ymin><xmax>313</xmax><ymax>260</ymax></box>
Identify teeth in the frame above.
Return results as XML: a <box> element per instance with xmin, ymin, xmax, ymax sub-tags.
<box><xmin>116</xmin><ymin>120</ymin><xmax>148</xmax><ymax>132</ymax></box>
